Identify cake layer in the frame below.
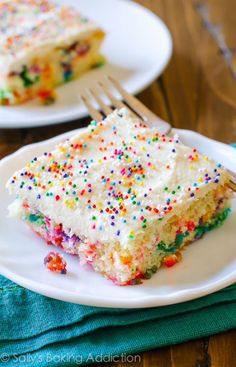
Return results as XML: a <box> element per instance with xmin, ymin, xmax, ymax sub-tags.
<box><xmin>0</xmin><ymin>0</ymin><xmax>105</xmax><ymax>105</ymax></box>
<box><xmin>10</xmin><ymin>191</ymin><xmax>231</xmax><ymax>285</ymax></box>
<box><xmin>7</xmin><ymin>108</ymin><xmax>233</xmax><ymax>284</ymax></box>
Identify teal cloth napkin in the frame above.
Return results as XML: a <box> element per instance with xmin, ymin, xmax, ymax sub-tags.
<box><xmin>1</xmin><ymin>275</ymin><xmax>236</xmax><ymax>366</ymax></box>
<box><xmin>1</xmin><ymin>144</ymin><xmax>236</xmax><ymax>366</ymax></box>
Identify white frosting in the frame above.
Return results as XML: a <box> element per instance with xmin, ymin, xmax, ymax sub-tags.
<box><xmin>0</xmin><ymin>0</ymin><xmax>102</xmax><ymax>75</ymax></box>
<box><xmin>7</xmin><ymin>108</ymin><xmax>229</xmax><ymax>248</ymax></box>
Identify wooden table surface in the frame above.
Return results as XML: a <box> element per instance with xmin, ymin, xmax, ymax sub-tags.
<box><xmin>0</xmin><ymin>0</ymin><xmax>235</xmax><ymax>366</ymax></box>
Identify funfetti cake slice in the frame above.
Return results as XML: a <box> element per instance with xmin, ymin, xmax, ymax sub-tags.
<box><xmin>7</xmin><ymin>109</ymin><xmax>233</xmax><ymax>285</ymax></box>
<box><xmin>0</xmin><ymin>0</ymin><xmax>105</xmax><ymax>106</ymax></box>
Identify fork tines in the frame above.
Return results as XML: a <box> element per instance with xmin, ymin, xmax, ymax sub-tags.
<box><xmin>80</xmin><ymin>76</ymin><xmax>171</xmax><ymax>134</ymax></box>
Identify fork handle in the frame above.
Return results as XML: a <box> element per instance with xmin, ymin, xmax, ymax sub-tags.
<box><xmin>229</xmin><ymin>180</ymin><xmax>236</xmax><ymax>192</ymax></box>
<box><xmin>109</xmin><ymin>76</ymin><xmax>171</xmax><ymax>134</ymax></box>
<box><xmin>128</xmin><ymin>96</ymin><xmax>171</xmax><ymax>134</ymax></box>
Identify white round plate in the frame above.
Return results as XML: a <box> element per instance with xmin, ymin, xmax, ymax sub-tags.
<box><xmin>0</xmin><ymin>128</ymin><xmax>235</xmax><ymax>308</ymax></box>
<box><xmin>0</xmin><ymin>0</ymin><xmax>172</xmax><ymax>128</ymax></box>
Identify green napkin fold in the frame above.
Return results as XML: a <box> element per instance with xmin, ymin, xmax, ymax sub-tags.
<box><xmin>0</xmin><ymin>275</ymin><xmax>236</xmax><ymax>366</ymax></box>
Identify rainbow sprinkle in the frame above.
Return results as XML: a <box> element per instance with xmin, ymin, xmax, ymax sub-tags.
<box><xmin>8</xmin><ymin>108</ymin><xmax>228</xmax><ymax>244</ymax></box>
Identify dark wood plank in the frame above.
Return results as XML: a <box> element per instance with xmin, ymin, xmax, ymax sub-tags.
<box><xmin>170</xmin><ymin>339</ymin><xmax>211</xmax><ymax>367</ymax></box>
<box><xmin>136</xmin><ymin>0</ymin><xmax>236</xmax><ymax>143</ymax></box>
<box><xmin>208</xmin><ymin>330</ymin><xmax>236</xmax><ymax>367</ymax></box>
<box><xmin>143</xmin><ymin>348</ymin><xmax>171</xmax><ymax>367</ymax></box>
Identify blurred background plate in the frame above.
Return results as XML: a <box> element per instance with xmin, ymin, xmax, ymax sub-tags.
<box><xmin>0</xmin><ymin>0</ymin><xmax>172</xmax><ymax>128</ymax></box>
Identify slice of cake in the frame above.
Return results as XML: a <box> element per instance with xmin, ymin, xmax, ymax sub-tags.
<box><xmin>6</xmin><ymin>109</ymin><xmax>233</xmax><ymax>285</ymax></box>
<box><xmin>0</xmin><ymin>0</ymin><xmax>105</xmax><ymax>105</ymax></box>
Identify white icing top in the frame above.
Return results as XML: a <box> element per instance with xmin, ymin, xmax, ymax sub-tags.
<box><xmin>0</xmin><ymin>0</ymin><xmax>102</xmax><ymax>74</ymax></box>
<box><xmin>7</xmin><ymin>108</ymin><xmax>229</xmax><ymax>247</ymax></box>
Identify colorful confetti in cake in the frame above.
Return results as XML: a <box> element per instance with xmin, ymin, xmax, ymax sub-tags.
<box><xmin>7</xmin><ymin>109</ymin><xmax>233</xmax><ymax>285</ymax></box>
<box><xmin>44</xmin><ymin>251</ymin><xmax>67</xmax><ymax>274</ymax></box>
<box><xmin>0</xmin><ymin>0</ymin><xmax>105</xmax><ymax>105</ymax></box>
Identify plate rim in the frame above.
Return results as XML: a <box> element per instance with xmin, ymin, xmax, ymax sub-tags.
<box><xmin>0</xmin><ymin>127</ymin><xmax>235</xmax><ymax>308</ymax></box>
<box><xmin>0</xmin><ymin>263</ymin><xmax>235</xmax><ymax>308</ymax></box>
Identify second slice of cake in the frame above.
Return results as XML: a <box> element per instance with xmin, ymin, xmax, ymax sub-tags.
<box><xmin>0</xmin><ymin>0</ymin><xmax>105</xmax><ymax>105</ymax></box>
<box><xmin>7</xmin><ymin>109</ymin><xmax>232</xmax><ymax>285</ymax></box>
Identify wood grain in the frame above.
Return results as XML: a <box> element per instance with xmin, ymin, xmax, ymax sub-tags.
<box><xmin>0</xmin><ymin>0</ymin><xmax>235</xmax><ymax>366</ymax></box>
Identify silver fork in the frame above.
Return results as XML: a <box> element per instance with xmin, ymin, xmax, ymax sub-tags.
<box><xmin>80</xmin><ymin>76</ymin><xmax>236</xmax><ymax>192</ymax></box>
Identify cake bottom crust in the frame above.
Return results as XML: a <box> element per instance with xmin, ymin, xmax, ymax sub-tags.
<box><xmin>11</xmin><ymin>186</ymin><xmax>232</xmax><ymax>285</ymax></box>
